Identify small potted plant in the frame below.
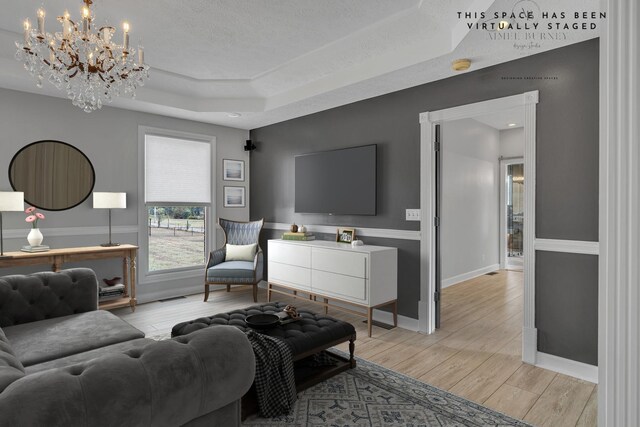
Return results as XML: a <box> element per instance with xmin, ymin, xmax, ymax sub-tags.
<box><xmin>25</xmin><ymin>206</ymin><xmax>45</xmax><ymax>247</ymax></box>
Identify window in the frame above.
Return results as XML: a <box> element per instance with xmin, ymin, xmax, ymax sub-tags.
<box><xmin>144</xmin><ymin>134</ymin><xmax>212</xmax><ymax>273</ymax></box>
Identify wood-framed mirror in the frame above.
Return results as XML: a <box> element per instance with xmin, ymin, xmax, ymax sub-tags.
<box><xmin>9</xmin><ymin>141</ymin><xmax>95</xmax><ymax>211</ymax></box>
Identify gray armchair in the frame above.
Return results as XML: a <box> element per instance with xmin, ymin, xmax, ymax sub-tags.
<box><xmin>204</xmin><ymin>218</ymin><xmax>264</xmax><ymax>302</ymax></box>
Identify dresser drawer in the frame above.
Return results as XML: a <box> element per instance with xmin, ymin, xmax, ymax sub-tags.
<box><xmin>268</xmin><ymin>261</ymin><xmax>311</xmax><ymax>290</ymax></box>
<box><xmin>268</xmin><ymin>241</ymin><xmax>311</xmax><ymax>268</ymax></box>
<box><xmin>312</xmin><ymin>248</ymin><xmax>367</xmax><ymax>278</ymax></box>
<box><xmin>312</xmin><ymin>270</ymin><xmax>367</xmax><ymax>302</ymax></box>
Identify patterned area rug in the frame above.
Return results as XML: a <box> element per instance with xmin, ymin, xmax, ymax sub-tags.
<box><xmin>243</xmin><ymin>351</ymin><xmax>531</xmax><ymax>427</ymax></box>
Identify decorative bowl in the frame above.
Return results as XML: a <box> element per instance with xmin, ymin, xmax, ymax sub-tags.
<box><xmin>245</xmin><ymin>313</ymin><xmax>280</xmax><ymax>330</ymax></box>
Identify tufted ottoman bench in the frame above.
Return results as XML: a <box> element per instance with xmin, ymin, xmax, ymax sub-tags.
<box><xmin>171</xmin><ymin>302</ymin><xmax>357</xmax><ymax>418</ymax></box>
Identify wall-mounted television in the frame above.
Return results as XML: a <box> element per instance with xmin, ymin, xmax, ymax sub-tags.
<box><xmin>295</xmin><ymin>144</ymin><xmax>377</xmax><ymax>215</ymax></box>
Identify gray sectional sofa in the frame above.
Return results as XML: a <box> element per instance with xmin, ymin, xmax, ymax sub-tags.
<box><xmin>0</xmin><ymin>268</ymin><xmax>255</xmax><ymax>427</ymax></box>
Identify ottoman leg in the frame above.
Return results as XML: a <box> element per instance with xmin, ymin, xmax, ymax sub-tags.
<box><xmin>349</xmin><ymin>337</ymin><xmax>356</xmax><ymax>368</ymax></box>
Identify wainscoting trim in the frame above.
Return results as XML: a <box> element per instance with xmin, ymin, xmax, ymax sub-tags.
<box><xmin>536</xmin><ymin>351</ymin><xmax>598</xmax><ymax>384</ymax></box>
<box><xmin>3</xmin><ymin>225</ymin><xmax>139</xmax><ymax>239</ymax></box>
<box><xmin>534</xmin><ymin>239</ymin><xmax>600</xmax><ymax>255</ymax></box>
<box><xmin>441</xmin><ymin>264</ymin><xmax>500</xmax><ymax>289</ymax></box>
<box><xmin>263</xmin><ymin>222</ymin><xmax>421</xmax><ymax>241</ymax></box>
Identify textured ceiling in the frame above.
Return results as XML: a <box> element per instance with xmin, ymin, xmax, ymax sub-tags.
<box><xmin>0</xmin><ymin>0</ymin><xmax>602</xmax><ymax>130</ymax></box>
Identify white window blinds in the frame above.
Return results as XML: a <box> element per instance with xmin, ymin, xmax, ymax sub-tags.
<box><xmin>145</xmin><ymin>134</ymin><xmax>211</xmax><ymax>204</ymax></box>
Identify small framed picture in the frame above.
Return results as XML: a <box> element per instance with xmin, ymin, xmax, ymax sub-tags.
<box><xmin>336</xmin><ymin>227</ymin><xmax>355</xmax><ymax>243</ymax></box>
<box><xmin>223</xmin><ymin>159</ymin><xmax>245</xmax><ymax>181</ymax></box>
<box><xmin>224</xmin><ymin>186</ymin><xmax>245</xmax><ymax>208</ymax></box>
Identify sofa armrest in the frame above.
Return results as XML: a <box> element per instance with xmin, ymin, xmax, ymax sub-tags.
<box><xmin>0</xmin><ymin>268</ymin><xmax>98</xmax><ymax>327</ymax></box>
<box><xmin>0</xmin><ymin>326</ymin><xmax>255</xmax><ymax>427</ymax></box>
<box><xmin>206</xmin><ymin>247</ymin><xmax>226</xmax><ymax>269</ymax></box>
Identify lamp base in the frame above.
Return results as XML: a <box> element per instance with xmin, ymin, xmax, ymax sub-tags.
<box><xmin>100</xmin><ymin>243</ymin><xmax>121</xmax><ymax>247</ymax></box>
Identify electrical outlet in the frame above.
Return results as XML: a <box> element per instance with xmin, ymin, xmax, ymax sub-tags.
<box><xmin>406</xmin><ymin>209</ymin><xmax>421</xmax><ymax>221</ymax></box>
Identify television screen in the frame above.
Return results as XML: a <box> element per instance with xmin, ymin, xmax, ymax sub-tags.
<box><xmin>295</xmin><ymin>144</ymin><xmax>377</xmax><ymax>215</ymax></box>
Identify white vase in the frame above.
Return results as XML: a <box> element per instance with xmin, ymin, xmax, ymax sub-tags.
<box><xmin>28</xmin><ymin>228</ymin><xmax>43</xmax><ymax>247</ymax></box>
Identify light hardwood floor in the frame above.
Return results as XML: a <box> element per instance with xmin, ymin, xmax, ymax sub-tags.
<box><xmin>114</xmin><ymin>270</ymin><xmax>596</xmax><ymax>426</ymax></box>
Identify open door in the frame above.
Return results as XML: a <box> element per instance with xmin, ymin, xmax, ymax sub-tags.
<box><xmin>434</xmin><ymin>124</ymin><xmax>442</xmax><ymax>328</ymax></box>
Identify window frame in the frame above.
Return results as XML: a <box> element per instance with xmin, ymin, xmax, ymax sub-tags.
<box><xmin>138</xmin><ymin>126</ymin><xmax>216</xmax><ymax>283</ymax></box>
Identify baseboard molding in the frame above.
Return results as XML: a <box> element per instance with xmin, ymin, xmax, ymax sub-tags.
<box><xmin>263</xmin><ymin>222</ymin><xmax>420</xmax><ymax>241</ymax></box>
<box><xmin>442</xmin><ymin>264</ymin><xmax>500</xmax><ymax>289</ymax></box>
<box><xmin>372</xmin><ymin>310</ymin><xmax>420</xmax><ymax>332</ymax></box>
<box><xmin>258</xmin><ymin>282</ymin><xmax>420</xmax><ymax>331</ymax></box>
<box><xmin>137</xmin><ymin>284</ymin><xmax>203</xmax><ymax>305</ymax></box>
<box><xmin>535</xmin><ymin>351</ymin><xmax>598</xmax><ymax>384</ymax></box>
<box><xmin>3</xmin><ymin>225</ymin><xmax>139</xmax><ymax>239</ymax></box>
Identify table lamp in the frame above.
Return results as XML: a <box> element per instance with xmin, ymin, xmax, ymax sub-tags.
<box><xmin>0</xmin><ymin>192</ymin><xmax>24</xmax><ymax>258</ymax></box>
<box><xmin>93</xmin><ymin>192</ymin><xmax>126</xmax><ymax>247</ymax></box>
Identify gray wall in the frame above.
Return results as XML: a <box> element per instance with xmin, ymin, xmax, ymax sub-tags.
<box><xmin>250</xmin><ymin>39</ymin><xmax>599</xmax><ymax>365</ymax></box>
<box><xmin>441</xmin><ymin>119</ymin><xmax>500</xmax><ymax>284</ymax></box>
<box><xmin>0</xmin><ymin>87</ymin><xmax>249</xmax><ymax>302</ymax></box>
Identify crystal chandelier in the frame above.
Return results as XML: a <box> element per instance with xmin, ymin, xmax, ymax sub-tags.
<box><xmin>15</xmin><ymin>0</ymin><xmax>149</xmax><ymax>112</ymax></box>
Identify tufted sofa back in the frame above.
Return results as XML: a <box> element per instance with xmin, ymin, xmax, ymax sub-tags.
<box><xmin>0</xmin><ymin>268</ymin><xmax>98</xmax><ymax>327</ymax></box>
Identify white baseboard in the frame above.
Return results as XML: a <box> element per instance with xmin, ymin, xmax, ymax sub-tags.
<box><xmin>535</xmin><ymin>351</ymin><xmax>598</xmax><ymax>384</ymax></box>
<box><xmin>441</xmin><ymin>264</ymin><xmax>500</xmax><ymax>289</ymax></box>
<box><xmin>137</xmin><ymin>284</ymin><xmax>203</xmax><ymax>304</ymax></box>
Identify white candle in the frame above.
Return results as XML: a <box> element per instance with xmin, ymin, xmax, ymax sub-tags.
<box><xmin>23</xmin><ymin>19</ymin><xmax>31</xmax><ymax>44</ymax></box>
<box><xmin>138</xmin><ymin>46</ymin><xmax>144</xmax><ymax>64</ymax></box>
<box><xmin>37</xmin><ymin>8</ymin><xmax>45</xmax><ymax>34</ymax></box>
<box><xmin>122</xmin><ymin>22</ymin><xmax>130</xmax><ymax>50</ymax></box>
<box><xmin>82</xmin><ymin>6</ymin><xmax>90</xmax><ymax>34</ymax></box>
<box><xmin>62</xmin><ymin>11</ymin><xmax>71</xmax><ymax>37</ymax></box>
<box><xmin>88</xmin><ymin>52</ymin><xmax>94</xmax><ymax>66</ymax></box>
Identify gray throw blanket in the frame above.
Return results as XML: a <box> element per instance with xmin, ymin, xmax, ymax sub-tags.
<box><xmin>245</xmin><ymin>330</ymin><xmax>297</xmax><ymax>417</ymax></box>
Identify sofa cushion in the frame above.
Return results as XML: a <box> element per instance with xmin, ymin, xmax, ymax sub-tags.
<box><xmin>3</xmin><ymin>310</ymin><xmax>144</xmax><ymax>367</ymax></box>
<box><xmin>25</xmin><ymin>338</ymin><xmax>152</xmax><ymax>374</ymax></box>
<box><xmin>0</xmin><ymin>328</ymin><xmax>24</xmax><ymax>392</ymax></box>
<box><xmin>207</xmin><ymin>261</ymin><xmax>254</xmax><ymax>280</ymax></box>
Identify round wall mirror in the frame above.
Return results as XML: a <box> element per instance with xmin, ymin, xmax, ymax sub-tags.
<box><xmin>9</xmin><ymin>141</ymin><xmax>95</xmax><ymax>211</ymax></box>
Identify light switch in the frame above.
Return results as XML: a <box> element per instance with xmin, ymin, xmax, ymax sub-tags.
<box><xmin>406</xmin><ymin>209</ymin><xmax>421</xmax><ymax>221</ymax></box>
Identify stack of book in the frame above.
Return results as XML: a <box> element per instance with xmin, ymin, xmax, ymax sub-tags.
<box><xmin>21</xmin><ymin>245</ymin><xmax>50</xmax><ymax>253</ymax></box>
<box><xmin>282</xmin><ymin>231</ymin><xmax>315</xmax><ymax>241</ymax></box>
<box><xmin>99</xmin><ymin>283</ymin><xmax>125</xmax><ymax>302</ymax></box>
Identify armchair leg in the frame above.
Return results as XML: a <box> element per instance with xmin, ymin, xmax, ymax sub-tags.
<box><xmin>226</xmin><ymin>285</ymin><xmax>231</xmax><ymax>292</ymax></box>
<box><xmin>252</xmin><ymin>284</ymin><xmax>258</xmax><ymax>302</ymax></box>
<box><xmin>204</xmin><ymin>284</ymin><xmax>210</xmax><ymax>302</ymax></box>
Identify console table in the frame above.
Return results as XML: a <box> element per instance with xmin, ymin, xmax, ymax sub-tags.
<box><xmin>0</xmin><ymin>244</ymin><xmax>138</xmax><ymax>312</ymax></box>
<box><xmin>267</xmin><ymin>239</ymin><xmax>397</xmax><ymax>336</ymax></box>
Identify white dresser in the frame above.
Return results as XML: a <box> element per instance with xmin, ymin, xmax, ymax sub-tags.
<box><xmin>267</xmin><ymin>239</ymin><xmax>398</xmax><ymax>336</ymax></box>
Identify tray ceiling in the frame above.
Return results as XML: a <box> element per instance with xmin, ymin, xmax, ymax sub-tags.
<box><xmin>0</xmin><ymin>0</ymin><xmax>601</xmax><ymax>129</ymax></box>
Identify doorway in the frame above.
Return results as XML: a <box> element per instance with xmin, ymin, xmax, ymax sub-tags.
<box><xmin>419</xmin><ymin>91</ymin><xmax>539</xmax><ymax>364</ymax></box>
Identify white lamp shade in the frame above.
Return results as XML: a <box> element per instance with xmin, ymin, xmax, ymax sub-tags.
<box><xmin>0</xmin><ymin>192</ymin><xmax>24</xmax><ymax>211</ymax></box>
<box><xmin>93</xmin><ymin>192</ymin><xmax>126</xmax><ymax>209</ymax></box>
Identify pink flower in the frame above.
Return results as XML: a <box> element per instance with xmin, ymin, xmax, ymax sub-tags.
<box><xmin>25</xmin><ymin>215</ymin><xmax>36</xmax><ymax>223</ymax></box>
<box><xmin>36</xmin><ymin>212</ymin><xmax>45</xmax><ymax>219</ymax></box>
<box><xmin>25</xmin><ymin>207</ymin><xmax>35</xmax><ymax>214</ymax></box>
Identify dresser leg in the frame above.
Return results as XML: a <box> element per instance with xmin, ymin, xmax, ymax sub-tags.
<box><xmin>367</xmin><ymin>307</ymin><xmax>373</xmax><ymax>337</ymax></box>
